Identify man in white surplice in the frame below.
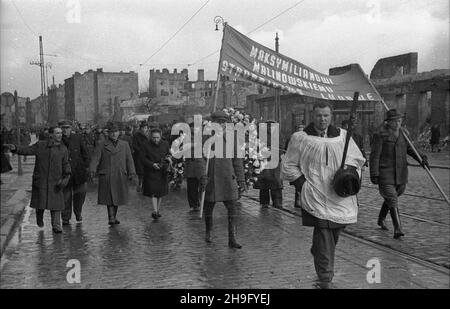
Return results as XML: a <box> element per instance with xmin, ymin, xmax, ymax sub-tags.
<box><xmin>281</xmin><ymin>101</ymin><xmax>365</xmax><ymax>289</ymax></box>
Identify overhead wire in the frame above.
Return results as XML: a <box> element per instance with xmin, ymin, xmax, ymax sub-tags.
<box><xmin>139</xmin><ymin>0</ymin><xmax>211</xmax><ymax>67</ymax></box>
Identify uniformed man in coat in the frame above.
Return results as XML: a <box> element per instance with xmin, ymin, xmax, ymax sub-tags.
<box><xmin>89</xmin><ymin>122</ymin><xmax>136</xmax><ymax>225</ymax></box>
<box><xmin>198</xmin><ymin>111</ymin><xmax>246</xmax><ymax>249</ymax></box>
<box><xmin>9</xmin><ymin>127</ymin><xmax>71</xmax><ymax>233</ymax></box>
<box><xmin>59</xmin><ymin>120</ymin><xmax>90</xmax><ymax>225</ymax></box>
<box><xmin>370</xmin><ymin>109</ymin><xmax>428</xmax><ymax>239</ymax></box>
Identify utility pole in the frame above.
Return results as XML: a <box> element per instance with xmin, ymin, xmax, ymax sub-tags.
<box><xmin>275</xmin><ymin>33</ymin><xmax>280</xmax><ymax>125</ymax></box>
<box><xmin>14</xmin><ymin>90</ymin><xmax>23</xmax><ymax>176</ymax></box>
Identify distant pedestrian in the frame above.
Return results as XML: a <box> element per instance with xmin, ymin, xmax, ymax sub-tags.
<box><xmin>285</xmin><ymin>123</ymin><xmax>305</xmax><ymax>209</ymax></box>
<box><xmin>370</xmin><ymin>109</ymin><xmax>429</xmax><ymax>239</ymax></box>
<box><xmin>89</xmin><ymin>122</ymin><xmax>136</xmax><ymax>225</ymax></box>
<box><xmin>141</xmin><ymin>128</ymin><xmax>171</xmax><ymax>219</ymax></box>
<box><xmin>430</xmin><ymin>124</ymin><xmax>441</xmax><ymax>152</ymax></box>
<box><xmin>258</xmin><ymin>120</ymin><xmax>283</xmax><ymax>209</ymax></box>
<box><xmin>9</xmin><ymin>127</ymin><xmax>71</xmax><ymax>233</ymax></box>
<box><xmin>184</xmin><ymin>122</ymin><xmax>203</xmax><ymax>211</ymax></box>
<box><xmin>281</xmin><ymin>101</ymin><xmax>365</xmax><ymax>289</ymax></box>
<box><xmin>132</xmin><ymin>121</ymin><xmax>149</xmax><ymax>192</ymax></box>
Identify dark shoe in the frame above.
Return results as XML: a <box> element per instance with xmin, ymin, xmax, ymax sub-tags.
<box><xmin>261</xmin><ymin>204</ymin><xmax>269</xmax><ymax>208</ymax></box>
<box><xmin>228</xmin><ymin>240</ymin><xmax>242</xmax><ymax>249</ymax></box>
<box><xmin>114</xmin><ymin>219</ymin><xmax>120</xmax><ymax>224</ymax></box>
<box><xmin>377</xmin><ymin>202</ymin><xmax>389</xmax><ymax>230</ymax></box>
<box><xmin>75</xmin><ymin>215</ymin><xmax>82</xmax><ymax>222</ymax></box>
<box><xmin>205</xmin><ymin>231</ymin><xmax>212</xmax><ymax>243</ymax></box>
<box><xmin>390</xmin><ymin>207</ymin><xmax>405</xmax><ymax>239</ymax></box>
<box><xmin>315</xmin><ymin>281</ymin><xmax>332</xmax><ymax>289</ymax></box>
<box><xmin>52</xmin><ymin>227</ymin><xmax>62</xmax><ymax>234</ymax></box>
<box><xmin>151</xmin><ymin>212</ymin><xmax>158</xmax><ymax>220</ymax></box>
<box><xmin>37</xmin><ymin>218</ymin><xmax>44</xmax><ymax>228</ymax></box>
<box><xmin>157</xmin><ymin>212</ymin><xmax>161</xmax><ymax>218</ymax></box>
<box><xmin>62</xmin><ymin>220</ymin><xmax>70</xmax><ymax>226</ymax></box>
<box><xmin>273</xmin><ymin>205</ymin><xmax>283</xmax><ymax>209</ymax></box>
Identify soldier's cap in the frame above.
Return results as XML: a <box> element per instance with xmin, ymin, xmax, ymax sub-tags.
<box><xmin>385</xmin><ymin>109</ymin><xmax>403</xmax><ymax>121</ymax></box>
<box><xmin>58</xmin><ymin>120</ymin><xmax>72</xmax><ymax>128</ymax></box>
<box><xmin>211</xmin><ymin>111</ymin><xmax>229</xmax><ymax>122</ymax></box>
<box><xmin>105</xmin><ymin>122</ymin><xmax>119</xmax><ymax>132</ymax></box>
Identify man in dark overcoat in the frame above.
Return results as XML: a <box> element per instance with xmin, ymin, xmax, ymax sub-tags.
<box><xmin>89</xmin><ymin>122</ymin><xmax>136</xmax><ymax>225</ymax></box>
<box><xmin>10</xmin><ymin>127</ymin><xmax>71</xmax><ymax>233</ymax></box>
<box><xmin>198</xmin><ymin>111</ymin><xmax>246</xmax><ymax>249</ymax></box>
<box><xmin>370</xmin><ymin>109</ymin><xmax>428</xmax><ymax>238</ymax></box>
<box><xmin>59</xmin><ymin>120</ymin><xmax>90</xmax><ymax>225</ymax></box>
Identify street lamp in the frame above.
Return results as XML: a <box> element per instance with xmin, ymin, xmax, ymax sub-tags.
<box><xmin>214</xmin><ymin>16</ymin><xmax>224</xmax><ymax>31</ymax></box>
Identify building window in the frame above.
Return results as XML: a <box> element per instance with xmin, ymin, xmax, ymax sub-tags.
<box><xmin>191</xmin><ymin>84</ymin><xmax>195</xmax><ymax>89</ymax></box>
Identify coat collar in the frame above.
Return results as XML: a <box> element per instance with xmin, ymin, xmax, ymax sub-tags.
<box><xmin>304</xmin><ymin>122</ymin><xmax>340</xmax><ymax>137</ymax></box>
<box><xmin>104</xmin><ymin>139</ymin><xmax>121</xmax><ymax>153</ymax></box>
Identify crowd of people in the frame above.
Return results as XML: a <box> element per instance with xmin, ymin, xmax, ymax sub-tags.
<box><xmin>0</xmin><ymin>104</ymin><xmax>434</xmax><ymax>289</ymax></box>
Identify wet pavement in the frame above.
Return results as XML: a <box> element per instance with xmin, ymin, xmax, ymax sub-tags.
<box><xmin>1</xmin><ymin>178</ymin><xmax>449</xmax><ymax>289</ymax></box>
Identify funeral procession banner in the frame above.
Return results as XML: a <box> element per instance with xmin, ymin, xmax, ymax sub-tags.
<box><xmin>218</xmin><ymin>24</ymin><xmax>381</xmax><ymax>102</ymax></box>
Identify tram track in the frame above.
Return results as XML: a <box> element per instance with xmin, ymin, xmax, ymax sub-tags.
<box><xmin>242</xmin><ymin>193</ymin><xmax>450</xmax><ymax>273</ymax></box>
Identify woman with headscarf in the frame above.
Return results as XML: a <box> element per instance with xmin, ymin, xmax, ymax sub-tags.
<box><xmin>141</xmin><ymin>128</ymin><xmax>171</xmax><ymax>220</ymax></box>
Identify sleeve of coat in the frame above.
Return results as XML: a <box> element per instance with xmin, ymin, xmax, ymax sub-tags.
<box><xmin>404</xmin><ymin>133</ymin><xmax>422</xmax><ymax>163</ymax></box>
<box><xmin>369</xmin><ymin>132</ymin><xmax>382</xmax><ymax>178</ymax></box>
<box><xmin>125</xmin><ymin>142</ymin><xmax>136</xmax><ymax>176</ymax></box>
<box><xmin>14</xmin><ymin>142</ymin><xmax>39</xmax><ymax>156</ymax></box>
<box><xmin>232</xmin><ymin>158</ymin><xmax>245</xmax><ymax>182</ymax></box>
<box><xmin>139</xmin><ymin>146</ymin><xmax>156</xmax><ymax>169</ymax></box>
<box><xmin>62</xmin><ymin>147</ymin><xmax>72</xmax><ymax>177</ymax></box>
<box><xmin>89</xmin><ymin>140</ymin><xmax>104</xmax><ymax>173</ymax></box>
<box><xmin>280</xmin><ymin>132</ymin><xmax>303</xmax><ymax>182</ymax></box>
<box><xmin>79</xmin><ymin>135</ymin><xmax>90</xmax><ymax>166</ymax></box>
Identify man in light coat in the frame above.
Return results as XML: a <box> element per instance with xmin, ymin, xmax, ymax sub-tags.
<box><xmin>89</xmin><ymin>122</ymin><xmax>136</xmax><ymax>225</ymax></box>
<box><xmin>281</xmin><ymin>102</ymin><xmax>365</xmax><ymax>288</ymax></box>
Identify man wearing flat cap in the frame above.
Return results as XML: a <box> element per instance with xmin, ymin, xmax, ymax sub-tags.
<box><xmin>89</xmin><ymin>122</ymin><xmax>136</xmax><ymax>225</ymax></box>
<box><xmin>370</xmin><ymin>109</ymin><xmax>429</xmax><ymax>239</ymax></box>
<box><xmin>58</xmin><ymin>120</ymin><xmax>90</xmax><ymax>226</ymax></box>
<box><xmin>198</xmin><ymin>110</ymin><xmax>246</xmax><ymax>249</ymax></box>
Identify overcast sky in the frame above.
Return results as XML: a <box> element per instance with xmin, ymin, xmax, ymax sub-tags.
<box><xmin>1</xmin><ymin>0</ymin><xmax>449</xmax><ymax>98</ymax></box>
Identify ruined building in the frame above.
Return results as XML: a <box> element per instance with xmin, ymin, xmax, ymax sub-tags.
<box><xmin>246</xmin><ymin>52</ymin><xmax>450</xmax><ymax>146</ymax></box>
<box><xmin>64</xmin><ymin>68</ymin><xmax>138</xmax><ymax>124</ymax></box>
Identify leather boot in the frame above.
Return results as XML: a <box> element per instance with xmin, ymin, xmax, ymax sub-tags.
<box><xmin>227</xmin><ymin>208</ymin><xmax>242</xmax><ymax>249</ymax></box>
<box><xmin>107</xmin><ymin>206</ymin><xmax>115</xmax><ymax>225</ymax></box>
<box><xmin>113</xmin><ymin>206</ymin><xmax>120</xmax><ymax>224</ymax></box>
<box><xmin>390</xmin><ymin>207</ymin><xmax>404</xmax><ymax>239</ymax></box>
<box><xmin>204</xmin><ymin>207</ymin><xmax>213</xmax><ymax>243</ymax></box>
<box><xmin>377</xmin><ymin>202</ymin><xmax>389</xmax><ymax>230</ymax></box>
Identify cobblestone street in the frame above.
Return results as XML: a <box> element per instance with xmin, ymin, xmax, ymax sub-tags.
<box><xmin>0</xmin><ymin>152</ymin><xmax>449</xmax><ymax>288</ymax></box>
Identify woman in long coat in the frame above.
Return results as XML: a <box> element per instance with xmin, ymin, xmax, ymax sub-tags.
<box><xmin>11</xmin><ymin>127</ymin><xmax>71</xmax><ymax>233</ymax></box>
<box><xmin>140</xmin><ymin>128</ymin><xmax>171</xmax><ymax>220</ymax></box>
<box><xmin>89</xmin><ymin>123</ymin><xmax>136</xmax><ymax>225</ymax></box>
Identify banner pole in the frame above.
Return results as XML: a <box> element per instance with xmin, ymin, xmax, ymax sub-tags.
<box><xmin>200</xmin><ymin>22</ymin><xmax>227</xmax><ymax>219</ymax></box>
<box><xmin>365</xmin><ymin>76</ymin><xmax>450</xmax><ymax>206</ymax></box>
